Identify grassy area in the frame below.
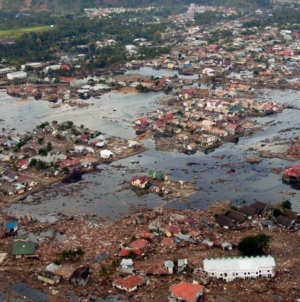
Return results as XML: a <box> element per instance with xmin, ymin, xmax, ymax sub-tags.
<box><xmin>0</xmin><ymin>26</ymin><xmax>51</xmax><ymax>41</ymax></box>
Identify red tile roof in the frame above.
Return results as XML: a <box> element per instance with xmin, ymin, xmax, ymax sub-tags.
<box><xmin>170</xmin><ymin>281</ymin><xmax>204</xmax><ymax>301</ymax></box>
<box><xmin>282</xmin><ymin>166</ymin><xmax>300</xmax><ymax>177</ymax></box>
<box><xmin>119</xmin><ymin>248</ymin><xmax>142</xmax><ymax>257</ymax></box>
<box><xmin>60</xmin><ymin>64</ymin><xmax>71</xmax><ymax>70</ymax></box>
<box><xmin>17</xmin><ymin>175</ymin><xmax>27</xmax><ymax>182</ymax></box>
<box><xmin>60</xmin><ymin>159</ymin><xmax>81</xmax><ymax>169</ymax></box>
<box><xmin>18</xmin><ymin>160</ymin><xmax>28</xmax><ymax>166</ymax></box>
<box><xmin>161</xmin><ymin>237</ymin><xmax>175</xmax><ymax>247</ymax></box>
<box><xmin>138</xmin><ymin>231</ymin><xmax>155</xmax><ymax>239</ymax></box>
<box><xmin>129</xmin><ymin>239</ymin><xmax>149</xmax><ymax>249</ymax></box>
<box><xmin>135</xmin><ymin>117</ymin><xmax>148</xmax><ymax>123</ymax></box>
<box><xmin>131</xmin><ymin>176</ymin><xmax>148</xmax><ymax>184</ymax></box>
<box><xmin>60</xmin><ymin>76</ymin><xmax>77</xmax><ymax>83</ymax></box>
<box><xmin>156</xmin><ymin>121</ymin><xmax>164</xmax><ymax>128</ymax></box>
<box><xmin>226</xmin><ymin>123</ymin><xmax>238</xmax><ymax>129</ymax></box>
<box><xmin>114</xmin><ymin>275</ymin><xmax>145</xmax><ymax>290</ymax></box>
<box><xmin>169</xmin><ymin>225</ymin><xmax>180</xmax><ymax>234</ymax></box>
<box><xmin>134</xmin><ymin>261</ymin><xmax>169</xmax><ymax>275</ymax></box>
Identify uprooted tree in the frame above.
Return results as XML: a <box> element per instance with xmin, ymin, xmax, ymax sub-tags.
<box><xmin>238</xmin><ymin>234</ymin><xmax>271</xmax><ymax>256</ymax></box>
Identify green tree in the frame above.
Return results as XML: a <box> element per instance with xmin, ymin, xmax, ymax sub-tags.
<box><xmin>46</xmin><ymin>142</ymin><xmax>52</xmax><ymax>152</ymax></box>
<box><xmin>281</xmin><ymin>200</ymin><xmax>292</xmax><ymax>210</ymax></box>
<box><xmin>153</xmin><ymin>31</ymin><xmax>162</xmax><ymax>42</ymax></box>
<box><xmin>29</xmin><ymin>158</ymin><xmax>38</xmax><ymax>166</ymax></box>
<box><xmin>38</xmin><ymin>148</ymin><xmax>47</xmax><ymax>156</ymax></box>
<box><xmin>238</xmin><ymin>234</ymin><xmax>271</xmax><ymax>256</ymax></box>
<box><xmin>62</xmin><ymin>167</ymin><xmax>70</xmax><ymax>174</ymax></box>
<box><xmin>273</xmin><ymin>208</ymin><xmax>282</xmax><ymax>218</ymax></box>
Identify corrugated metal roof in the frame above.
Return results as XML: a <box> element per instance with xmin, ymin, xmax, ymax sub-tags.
<box><xmin>204</xmin><ymin>256</ymin><xmax>275</xmax><ymax>271</ymax></box>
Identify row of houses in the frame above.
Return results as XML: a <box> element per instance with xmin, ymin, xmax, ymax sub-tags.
<box><xmin>216</xmin><ymin>200</ymin><xmax>299</xmax><ymax>229</ymax></box>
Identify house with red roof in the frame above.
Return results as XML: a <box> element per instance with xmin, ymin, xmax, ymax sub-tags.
<box><xmin>131</xmin><ymin>176</ymin><xmax>149</xmax><ymax>189</ymax></box>
<box><xmin>168</xmin><ymin>225</ymin><xmax>180</xmax><ymax>236</ymax></box>
<box><xmin>18</xmin><ymin>160</ymin><xmax>29</xmax><ymax>170</ymax></box>
<box><xmin>60</xmin><ymin>64</ymin><xmax>71</xmax><ymax>70</ymax></box>
<box><xmin>129</xmin><ymin>239</ymin><xmax>149</xmax><ymax>250</ymax></box>
<box><xmin>118</xmin><ymin>248</ymin><xmax>142</xmax><ymax>257</ymax></box>
<box><xmin>59</xmin><ymin>159</ymin><xmax>81</xmax><ymax>169</ymax></box>
<box><xmin>112</xmin><ymin>275</ymin><xmax>146</xmax><ymax>292</ymax></box>
<box><xmin>60</xmin><ymin>76</ymin><xmax>77</xmax><ymax>83</ymax></box>
<box><xmin>224</xmin><ymin>123</ymin><xmax>239</xmax><ymax>135</ymax></box>
<box><xmin>135</xmin><ymin>117</ymin><xmax>148</xmax><ymax>125</ymax></box>
<box><xmin>169</xmin><ymin>281</ymin><xmax>204</xmax><ymax>302</ymax></box>
<box><xmin>161</xmin><ymin>237</ymin><xmax>175</xmax><ymax>248</ymax></box>
<box><xmin>282</xmin><ymin>164</ymin><xmax>300</xmax><ymax>182</ymax></box>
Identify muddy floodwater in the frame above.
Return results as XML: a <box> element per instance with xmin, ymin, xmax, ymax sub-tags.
<box><xmin>1</xmin><ymin>78</ymin><xmax>300</xmax><ymax>219</ymax></box>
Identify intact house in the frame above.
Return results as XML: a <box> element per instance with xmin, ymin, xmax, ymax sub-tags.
<box><xmin>100</xmin><ymin>149</ymin><xmax>114</xmax><ymax>159</ymax></box>
<box><xmin>282</xmin><ymin>164</ymin><xmax>300</xmax><ymax>182</ymax></box>
<box><xmin>112</xmin><ymin>275</ymin><xmax>146</xmax><ymax>292</ymax></box>
<box><xmin>238</xmin><ymin>206</ymin><xmax>256</xmax><ymax>219</ymax></box>
<box><xmin>281</xmin><ymin>209</ymin><xmax>300</xmax><ymax>222</ymax></box>
<box><xmin>131</xmin><ymin>176</ymin><xmax>149</xmax><ymax>189</ymax></box>
<box><xmin>3</xmin><ymin>221</ymin><xmax>18</xmax><ymax>236</ymax></box>
<box><xmin>118</xmin><ymin>258</ymin><xmax>134</xmax><ymax>274</ymax></box>
<box><xmin>227</xmin><ymin>210</ymin><xmax>247</xmax><ymax>224</ymax></box>
<box><xmin>203</xmin><ymin>255</ymin><xmax>276</xmax><ymax>282</ymax></box>
<box><xmin>169</xmin><ymin>281</ymin><xmax>204</xmax><ymax>302</ymax></box>
<box><xmin>17</xmin><ymin>160</ymin><xmax>29</xmax><ymax>170</ymax></box>
<box><xmin>12</xmin><ymin>240</ymin><xmax>37</xmax><ymax>259</ymax></box>
<box><xmin>7</xmin><ymin>71</ymin><xmax>27</xmax><ymax>80</ymax></box>
<box><xmin>148</xmin><ymin>170</ymin><xmax>165</xmax><ymax>180</ymax></box>
<box><xmin>276</xmin><ymin>215</ymin><xmax>296</xmax><ymax>229</ymax></box>
<box><xmin>129</xmin><ymin>239</ymin><xmax>149</xmax><ymax>251</ymax></box>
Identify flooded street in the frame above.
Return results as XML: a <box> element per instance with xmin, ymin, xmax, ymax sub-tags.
<box><xmin>1</xmin><ymin>76</ymin><xmax>300</xmax><ymax>219</ymax></box>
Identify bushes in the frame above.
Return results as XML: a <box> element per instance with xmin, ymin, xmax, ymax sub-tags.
<box><xmin>238</xmin><ymin>234</ymin><xmax>271</xmax><ymax>256</ymax></box>
<box><xmin>273</xmin><ymin>208</ymin><xmax>282</xmax><ymax>218</ymax></box>
<box><xmin>60</xmin><ymin>247</ymin><xmax>85</xmax><ymax>262</ymax></box>
<box><xmin>281</xmin><ymin>200</ymin><xmax>292</xmax><ymax>210</ymax></box>
<box><xmin>38</xmin><ymin>148</ymin><xmax>47</xmax><ymax>156</ymax></box>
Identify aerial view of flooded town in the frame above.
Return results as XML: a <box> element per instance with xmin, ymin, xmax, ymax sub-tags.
<box><xmin>1</xmin><ymin>0</ymin><xmax>300</xmax><ymax>301</ymax></box>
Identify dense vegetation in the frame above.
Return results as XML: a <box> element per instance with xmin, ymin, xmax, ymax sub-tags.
<box><xmin>194</xmin><ymin>11</ymin><xmax>241</xmax><ymax>27</ymax></box>
<box><xmin>243</xmin><ymin>9</ymin><xmax>300</xmax><ymax>29</ymax></box>
<box><xmin>238</xmin><ymin>234</ymin><xmax>271</xmax><ymax>256</ymax></box>
<box><xmin>0</xmin><ymin>0</ymin><xmax>271</xmax><ymax>12</ymax></box>
<box><xmin>0</xmin><ymin>9</ymin><xmax>172</xmax><ymax>66</ymax></box>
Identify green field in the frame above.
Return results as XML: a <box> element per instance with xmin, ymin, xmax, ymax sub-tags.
<box><xmin>0</xmin><ymin>26</ymin><xmax>51</xmax><ymax>41</ymax></box>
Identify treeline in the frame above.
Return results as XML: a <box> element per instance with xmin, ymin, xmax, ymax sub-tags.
<box><xmin>0</xmin><ymin>11</ymin><xmax>55</xmax><ymax>30</ymax></box>
<box><xmin>243</xmin><ymin>8</ymin><xmax>300</xmax><ymax>29</ymax></box>
<box><xmin>82</xmin><ymin>0</ymin><xmax>271</xmax><ymax>9</ymax></box>
<box><xmin>192</xmin><ymin>0</ymin><xmax>270</xmax><ymax>7</ymax></box>
<box><xmin>194</xmin><ymin>11</ymin><xmax>241</xmax><ymax>26</ymax></box>
<box><xmin>0</xmin><ymin>0</ymin><xmax>271</xmax><ymax>12</ymax></box>
<box><xmin>0</xmin><ymin>12</ymin><xmax>171</xmax><ymax>66</ymax></box>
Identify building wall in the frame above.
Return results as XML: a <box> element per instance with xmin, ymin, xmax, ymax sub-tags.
<box><xmin>207</xmin><ymin>267</ymin><xmax>275</xmax><ymax>281</ymax></box>
<box><xmin>71</xmin><ymin>276</ymin><xmax>89</xmax><ymax>286</ymax></box>
<box><xmin>37</xmin><ymin>275</ymin><xmax>59</xmax><ymax>285</ymax></box>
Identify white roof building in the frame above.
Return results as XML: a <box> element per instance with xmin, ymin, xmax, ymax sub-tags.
<box><xmin>100</xmin><ymin>149</ymin><xmax>114</xmax><ymax>159</ymax></box>
<box><xmin>21</xmin><ymin>62</ymin><xmax>42</xmax><ymax>70</ymax></box>
<box><xmin>44</xmin><ymin>65</ymin><xmax>61</xmax><ymax>72</ymax></box>
<box><xmin>7</xmin><ymin>71</ymin><xmax>27</xmax><ymax>80</ymax></box>
<box><xmin>0</xmin><ymin>67</ymin><xmax>12</xmax><ymax>75</ymax></box>
<box><xmin>203</xmin><ymin>256</ymin><xmax>275</xmax><ymax>282</ymax></box>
